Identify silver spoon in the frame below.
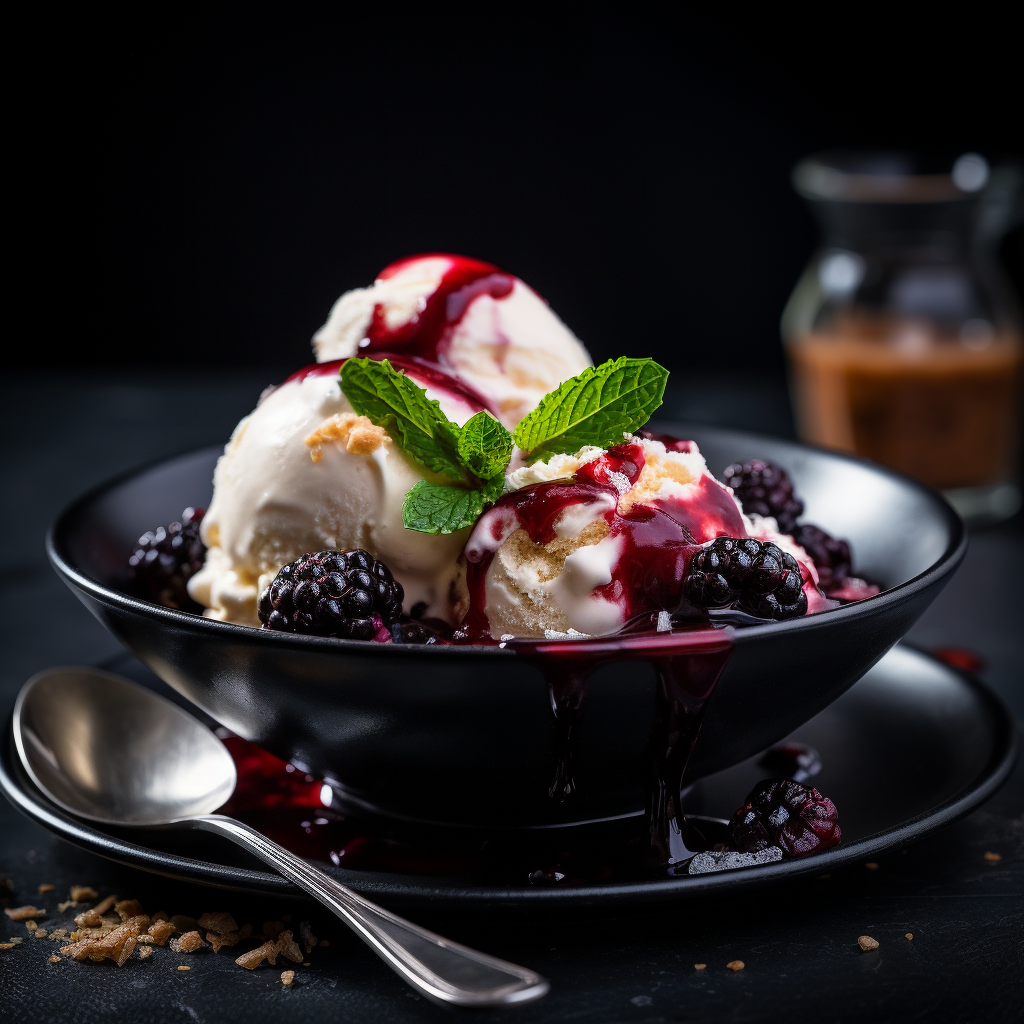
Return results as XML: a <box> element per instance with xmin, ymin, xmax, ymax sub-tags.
<box><xmin>13</xmin><ymin>667</ymin><xmax>548</xmax><ymax>1009</ymax></box>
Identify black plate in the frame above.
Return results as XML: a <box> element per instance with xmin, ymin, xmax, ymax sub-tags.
<box><xmin>45</xmin><ymin>425</ymin><xmax>966</xmax><ymax>829</ymax></box>
<box><xmin>1</xmin><ymin>645</ymin><xmax>1014</xmax><ymax>911</ymax></box>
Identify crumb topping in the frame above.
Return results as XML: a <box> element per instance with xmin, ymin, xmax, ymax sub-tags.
<box><xmin>304</xmin><ymin>413</ymin><xmax>391</xmax><ymax>462</ymax></box>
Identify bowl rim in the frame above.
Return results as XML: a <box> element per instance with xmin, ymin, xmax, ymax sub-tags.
<box><xmin>45</xmin><ymin>423</ymin><xmax>968</xmax><ymax>658</ymax></box>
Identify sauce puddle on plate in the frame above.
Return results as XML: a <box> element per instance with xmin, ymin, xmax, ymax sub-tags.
<box><xmin>219</xmin><ymin>622</ymin><xmax>736</xmax><ymax>884</ymax></box>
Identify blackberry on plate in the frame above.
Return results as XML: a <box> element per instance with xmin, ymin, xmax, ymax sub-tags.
<box><xmin>729</xmin><ymin>778</ymin><xmax>841</xmax><ymax>857</ymax></box>
<box><xmin>792</xmin><ymin>523</ymin><xmax>851</xmax><ymax>592</ymax></box>
<box><xmin>724</xmin><ymin>459</ymin><xmax>803</xmax><ymax>535</ymax></box>
<box><xmin>128</xmin><ymin>507</ymin><xmax>206</xmax><ymax>610</ymax></box>
<box><xmin>683</xmin><ymin>537</ymin><xmax>808</xmax><ymax>620</ymax></box>
<box><xmin>258</xmin><ymin>549</ymin><xmax>404</xmax><ymax>640</ymax></box>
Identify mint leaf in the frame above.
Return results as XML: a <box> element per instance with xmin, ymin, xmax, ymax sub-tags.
<box><xmin>513</xmin><ymin>357</ymin><xmax>668</xmax><ymax>461</ymax></box>
<box><xmin>340</xmin><ymin>358</ymin><xmax>469</xmax><ymax>483</ymax></box>
<box><xmin>457</xmin><ymin>411</ymin><xmax>514</xmax><ymax>480</ymax></box>
<box><xmin>402</xmin><ymin>477</ymin><xmax>504</xmax><ymax>534</ymax></box>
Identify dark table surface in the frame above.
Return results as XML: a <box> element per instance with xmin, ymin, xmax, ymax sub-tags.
<box><xmin>2</xmin><ymin>369</ymin><xmax>1021</xmax><ymax>1024</ymax></box>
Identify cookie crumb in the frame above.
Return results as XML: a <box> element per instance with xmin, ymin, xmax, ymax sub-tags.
<box><xmin>235</xmin><ymin>939</ymin><xmax>281</xmax><ymax>970</ymax></box>
<box><xmin>864</xmin><ymin>862</ymin><xmax>879</xmax><ymax>871</ymax></box>
<box><xmin>38</xmin><ymin>884</ymin><xmax>55</xmax><ymax>894</ymax></box>
<box><xmin>905</xmin><ymin>933</ymin><xmax>913</xmax><ymax>940</ymax></box>
<box><xmin>726</xmin><ymin>960</ymin><xmax>744</xmax><ymax>971</ymax></box>
<box><xmin>5</xmin><ymin>906</ymin><xmax>46</xmax><ymax>921</ymax></box>
<box><xmin>70</xmin><ymin>886</ymin><xmax>99</xmax><ymax>903</ymax></box>
<box><xmin>177</xmin><ymin>965</ymin><xmax>190</xmax><ymax>971</ymax></box>
<box><xmin>170</xmin><ymin>931</ymin><xmax>206</xmax><ymax>953</ymax></box>
<box><xmin>984</xmin><ymin>851</ymin><xmax>1002</xmax><ymax>863</ymax></box>
<box><xmin>139</xmin><ymin>946</ymin><xmax>153</xmax><ymax>959</ymax></box>
<box><xmin>857</xmin><ymin>935</ymin><xmax>879</xmax><ymax>951</ymax></box>
<box><xmin>318</xmin><ymin>938</ymin><xmax>329</xmax><ymax>947</ymax></box>
<box><xmin>281</xmin><ymin>970</ymin><xmax>295</xmax><ymax>986</ymax></box>
<box><xmin>0</xmin><ymin>942</ymin><xmax>16</xmax><ymax>950</ymax></box>
<box><xmin>48</xmin><ymin>954</ymin><xmax>61</xmax><ymax>963</ymax></box>
<box><xmin>694</xmin><ymin>963</ymin><xmax>706</xmax><ymax>971</ymax></box>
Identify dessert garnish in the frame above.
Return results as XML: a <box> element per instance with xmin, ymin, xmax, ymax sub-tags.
<box><xmin>127</xmin><ymin>506</ymin><xmax>206</xmax><ymax>610</ymax></box>
<box><xmin>683</xmin><ymin>537</ymin><xmax>808</xmax><ymax>620</ymax></box>
<box><xmin>728</xmin><ymin>778</ymin><xmax>841</xmax><ymax>857</ymax></box>
<box><xmin>257</xmin><ymin>549</ymin><xmax>403</xmax><ymax>639</ymax></box>
<box><xmin>339</xmin><ymin>355</ymin><xmax>668</xmax><ymax>534</ymax></box>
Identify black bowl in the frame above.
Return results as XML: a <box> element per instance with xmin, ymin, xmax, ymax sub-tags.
<box><xmin>47</xmin><ymin>423</ymin><xmax>965</xmax><ymax>830</ymax></box>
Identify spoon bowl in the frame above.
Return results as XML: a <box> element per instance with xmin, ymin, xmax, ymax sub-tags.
<box><xmin>15</xmin><ymin>667</ymin><xmax>235</xmax><ymax>826</ymax></box>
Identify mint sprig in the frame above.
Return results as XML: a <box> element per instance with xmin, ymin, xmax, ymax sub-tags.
<box><xmin>339</xmin><ymin>355</ymin><xmax>669</xmax><ymax>535</ymax></box>
<box><xmin>402</xmin><ymin>477</ymin><xmax>504</xmax><ymax>535</ymax></box>
<box><xmin>512</xmin><ymin>357</ymin><xmax>668</xmax><ymax>462</ymax></box>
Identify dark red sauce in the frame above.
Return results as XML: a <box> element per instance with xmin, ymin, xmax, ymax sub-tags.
<box><xmin>463</xmin><ymin>443</ymin><xmax>753</xmax><ymax>635</ymax></box>
<box><xmin>283</xmin><ymin>355</ymin><xmax>495</xmax><ymax>416</ymax></box>
<box><xmin>362</xmin><ymin>254</ymin><xmax>515</xmax><ymax>364</ymax></box>
<box><xmin>218</xmin><ymin>620</ymin><xmax>734</xmax><ymax>881</ymax></box>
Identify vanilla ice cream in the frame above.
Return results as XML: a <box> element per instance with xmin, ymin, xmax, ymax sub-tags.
<box><xmin>188</xmin><ymin>365</ymin><xmax>483</xmax><ymax>627</ymax></box>
<box><xmin>463</xmin><ymin>438</ymin><xmax>823</xmax><ymax>638</ymax></box>
<box><xmin>313</xmin><ymin>254</ymin><xmax>592</xmax><ymax>427</ymax></box>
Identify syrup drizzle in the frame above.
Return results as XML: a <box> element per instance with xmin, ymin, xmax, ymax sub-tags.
<box><xmin>284</xmin><ymin>355</ymin><xmax>496</xmax><ymax>415</ymax></box>
<box><xmin>219</xmin><ymin>622</ymin><xmax>734</xmax><ymax>881</ymax></box>
<box><xmin>362</xmin><ymin>254</ymin><xmax>515</xmax><ymax>365</ymax></box>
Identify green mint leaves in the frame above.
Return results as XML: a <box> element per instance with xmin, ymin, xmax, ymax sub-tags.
<box><xmin>341</xmin><ymin>358</ymin><xmax>511</xmax><ymax>532</ymax></box>
<box><xmin>402</xmin><ymin>477</ymin><xmax>505</xmax><ymax>535</ymax></box>
<box><xmin>512</xmin><ymin>357</ymin><xmax>668</xmax><ymax>462</ymax></box>
<box><xmin>339</xmin><ymin>355</ymin><xmax>668</xmax><ymax>534</ymax></box>
<box><xmin>457</xmin><ymin>410</ymin><xmax>514</xmax><ymax>480</ymax></box>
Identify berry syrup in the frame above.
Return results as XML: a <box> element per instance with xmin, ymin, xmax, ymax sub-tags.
<box><xmin>283</xmin><ymin>255</ymin><xmax>518</xmax><ymax>417</ymax></box>
<box><xmin>217</xmin><ymin>623</ymin><xmax>733</xmax><ymax>881</ymax></box>
<box><xmin>510</xmin><ymin>623</ymin><xmax>734</xmax><ymax>873</ymax></box>
<box><xmin>363</xmin><ymin>254</ymin><xmax>515</xmax><ymax>365</ymax></box>
<box><xmin>285</xmin><ymin>356</ymin><xmax>496</xmax><ymax>418</ymax></box>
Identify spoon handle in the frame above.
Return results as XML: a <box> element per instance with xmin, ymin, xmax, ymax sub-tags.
<box><xmin>190</xmin><ymin>815</ymin><xmax>548</xmax><ymax>1008</ymax></box>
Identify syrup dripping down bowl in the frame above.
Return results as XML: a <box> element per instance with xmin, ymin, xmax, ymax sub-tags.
<box><xmin>47</xmin><ymin>424</ymin><xmax>965</xmax><ymax>831</ymax></box>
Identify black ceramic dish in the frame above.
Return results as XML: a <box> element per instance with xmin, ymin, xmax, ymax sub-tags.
<box><xmin>47</xmin><ymin>423</ymin><xmax>966</xmax><ymax>830</ymax></box>
<box><xmin>0</xmin><ymin>647</ymin><xmax>1014</xmax><ymax>910</ymax></box>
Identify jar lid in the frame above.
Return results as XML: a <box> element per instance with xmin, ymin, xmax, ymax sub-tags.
<box><xmin>793</xmin><ymin>152</ymin><xmax>989</xmax><ymax>203</ymax></box>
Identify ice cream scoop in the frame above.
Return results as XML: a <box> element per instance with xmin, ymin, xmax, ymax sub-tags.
<box><xmin>313</xmin><ymin>254</ymin><xmax>593</xmax><ymax>428</ymax></box>
<box><xmin>463</xmin><ymin>437</ymin><xmax>826</xmax><ymax>639</ymax></box>
<box><xmin>188</xmin><ymin>363</ymin><xmax>482</xmax><ymax>626</ymax></box>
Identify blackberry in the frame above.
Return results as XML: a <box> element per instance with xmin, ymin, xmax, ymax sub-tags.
<box><xmin>128</xmin><ymin>507</ymin><xmax>206</xmax><ymax>610</ymax></box>
<box><xmin>258</xmin><ymin>549</ymin><xmax>403</xmax><ymax>639</ymax></box>
<box><xmin>792</xmin><ymin>524</ymin><xmax>851</xmax><ymax>592</ymax></box>
<box><xmin>724</xmin><ymin>459</ymin><xmax>803</xmax><ymax>535</ymax></box>
<box><xmin>684</xmin><ymin>537</ymin><xmax>807</xmax><ymax>620</ymax></box>
<box><xmin>729</xmin><ymin>778</ymin><xmax>841</xmax><ymax>857</ymax></box>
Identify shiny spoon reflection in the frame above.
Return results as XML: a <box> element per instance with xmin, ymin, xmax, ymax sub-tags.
<box><xmin>14</xmin><ymin>667</ymin><xmax>548</xmax><ymax>1009</ymax></box>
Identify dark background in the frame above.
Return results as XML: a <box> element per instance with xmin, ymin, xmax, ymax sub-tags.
<box><xmin>18</xmin><ymin>20</ymin><xmax>1023</xmax><ymax>378</ymax></box>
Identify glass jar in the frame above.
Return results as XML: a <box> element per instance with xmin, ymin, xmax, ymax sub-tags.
<box><xmin>782</xmin><ymin>151</ymin><xmax>1023</xmax><ymax>522</ymax></box>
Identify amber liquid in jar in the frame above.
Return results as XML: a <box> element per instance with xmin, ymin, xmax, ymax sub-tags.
<box><xmin>787</xmin><ymin>320</ymin><xmax>1023</xmax><ymax>489</ymax></box>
